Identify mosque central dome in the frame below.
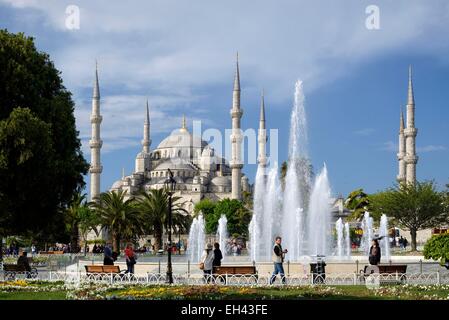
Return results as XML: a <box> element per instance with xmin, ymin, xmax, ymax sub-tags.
<box><xmin>156</xmin><ymin>128</ymin><xmax>208</xmax><ymax>150</ymax></box>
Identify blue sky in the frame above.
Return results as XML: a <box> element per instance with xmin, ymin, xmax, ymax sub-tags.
<box><xmin>1</xmin><ymin>0</ymin><xmax>448</xmax><ymax>198</ymax></box>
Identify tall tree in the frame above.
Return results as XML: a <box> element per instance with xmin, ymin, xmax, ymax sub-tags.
<box><xmin>0</xmin><ymin>108</ymin><xmax>54</xmax><ymax>259</ymax></box>
<box><xmin>371</xmin><ymin>181</ymin><xmax>447</xmax><ymax>251</ymax></box>
<box><xmin>0</xmin><ymin>30</ymin><xmax>89</xmax><ymax>255</ymax></box>
<box><xmin>91</xmin><ymin>190</ymin><xmax>143</xmax><ymax>252</ymax></box>
<box><xmin>136</xmin><ymin>189</ymin><xmax>189</xmax><ymax>251</ymax></box>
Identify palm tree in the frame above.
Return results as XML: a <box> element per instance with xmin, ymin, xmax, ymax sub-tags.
<box><xmin>136</xmin><ymin>189</ymin><xmax>190</xmax><ymax>251</ymax></box>
<box><xmin>91</xmin><ymin>190</ymin><xmax>144</xmax><ymax>252</ymax></box>
<box><xmin>65</xmin><ymin>192</ymin><xmax>86</xmax><ymax>253</ymax></box>
<box><xmin>345</xmin><ymin>188</ymin><xmax>371</xmax><ymax>221</ymax></box>
<box><xmin>78</xmin><ymin>204</ymin><xmax>100</xmax><ymax>255</ymax></box>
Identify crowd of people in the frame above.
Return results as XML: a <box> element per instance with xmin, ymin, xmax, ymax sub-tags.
<box><xmin>2</xmin><ymin>243</ymin><xmax>82</xmax><ymax>256</ymax></box>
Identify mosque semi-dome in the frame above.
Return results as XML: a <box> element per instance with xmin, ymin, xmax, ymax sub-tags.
<box><xmin>211</xmin><ymin>175</ymin><xmax>232</xmax><ymax>187</ymax></box>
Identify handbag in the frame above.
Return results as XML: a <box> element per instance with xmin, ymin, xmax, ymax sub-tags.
<box><xmin>199</xmin><ymin>262</ymin><xmax>204</xmax><ymax>270</ymax></box>
<box><xmin>128</xmin><ymin>256</ymin><xmax>137</xmax><ymax>265</ymax></box>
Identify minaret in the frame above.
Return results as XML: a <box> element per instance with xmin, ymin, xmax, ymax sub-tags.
<box><xmin>396</xmin><ymin>107</ymin><xmax>406</xmax><ymax>184</ymax></box>
<box><xmin>180</xmin><ymin>114</ymin><xmax>188</xmax><ymax>133</ymax></box>
<box><xmin>135</xmin><ymin>101</ymin><xmax>152</xmax><ymax>173</ymax></box>
<box><xmin>257</xmin><ymin>90</ymin><xmax>267</xmax><ymax>168</ymax></box>
<box><xmin>142</xmin><ymin>100</ymin><xmax>151</xmax><ymax>153</ymax></box>
<box><xmin>403</xmin><ymin>66</ymin><xmax>418</xmax><ymax>185</ymax></box>
<box><xmin>230</xmin><ymin>53</ymin><xmax>243</xmax><ymax>200</ymax></box>
<box><xmin>89</xmin><ymin>62</ymin><xmax>103</xmax><ymax>201</ymax></box>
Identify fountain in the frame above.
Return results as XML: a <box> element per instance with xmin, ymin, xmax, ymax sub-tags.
<box><xmin>263</xmin><ymin>164</ymin><xmax>282</xmax><ymax>258</ymax></box>
<box><xmin>344</xmin><ymin>222</ymin><xmax>351</xmax><ymax>257</ymax></box>
<box><xmin>307</xmin><ymin>164</ymin><xmax>332</xmax><ymax>257</ymax></box>
<box><xmin>187</xmin><ymin>214</ymin><xmax>205</xmax><ymax>262</ymax></box>
<box><xmin>217</xmin><ymin>215</ymin><xmax>228</xmax><ymax>259</ymax></box>
<box><xmin>361</xmin><ymin>211</ymin><xmax>373</xmax><ymax>255</ymax></box>
<box><xmin>281</xmin><ymin>80</ymin><xmax>308</xmax><ymax>261</ymax></box>
<box><xmin>379</xmin><ymin>214</ymin><xmax>391</xmax><ymax>261</ymax></box>
<box><xmin>249</xmin><ymin>165</ymin><xmax>265</xmax><ymax>262</ymax></box>
<box><xmin>249</xmin><ymin>79</ymin><xmax>353</xmax><ymax>262</ymax></box>
<box><xmin>336</xmin><ymin>218</ymin><xmax>344</xmax><ymax>257</ymax></box>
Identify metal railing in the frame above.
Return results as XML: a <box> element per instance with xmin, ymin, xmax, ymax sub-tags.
<box><xmin>1</xmin><ymin>271</ymin><xmax>448</xmax><ymax>286</ymax></box>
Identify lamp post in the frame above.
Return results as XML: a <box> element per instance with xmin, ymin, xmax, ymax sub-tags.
<box><xmin>164</xmin><ymin>169</ymin><xmax>176</xmax><ymax>284</ymax></box>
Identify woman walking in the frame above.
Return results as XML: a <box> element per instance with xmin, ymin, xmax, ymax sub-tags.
<box><xmin>200</xmin><ymin>243</ymin><xmax>214</xmax><ymax>283</ymax></box>
<box><xmin>125</xmin><ymin>243</ymin><xmax>137</xmax><ymax>274</ymax></box>
<box><xmin>212</xmin><ymin>242</ymin><xmax>223</xmax><ymax>267</ymax></box>
<box><xmin>369</xmin><ymin>239</ymin><xmax>381</xmax><ymax>265</ymax></box>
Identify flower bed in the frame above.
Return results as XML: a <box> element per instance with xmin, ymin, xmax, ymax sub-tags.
<box><xmin>0</xmin><ymin>280</ymin><xmax>65</xmax><ymax>293</ymax></box>
<box><xmin>1</xmin><ymin>280</ymin><xmax>449</xmax><ymax>300</ymax></box>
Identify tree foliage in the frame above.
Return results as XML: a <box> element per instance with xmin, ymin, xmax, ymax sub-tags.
<box><xmin>423</xmin><ymin>234</ymin><xmax>449</xmax><ymax>265</ymax></box>
<box><xmin>0</xmin><ymin>108</ymin><xmax>55</xmax><ymax>234</ymax></box>
<box><xmin>213</xmin><ymin>199</ymin><xmax>252</xmax><ymax>238</ymax></box>
<box><xmin>345</xmin><ymin>188</ymin><xmax>373</xmax><ymax>221</ymax></box>
<box><xmin>0</xmin><ymin>30</ymin><xmax>88</xmax><ymax>243</ymax></box>
<box><xmin>370</xmin><ymin>181</ymin><xmax>447</xmax><ymax>251</ymax></box>
<box><xmin>194</xmin><ymin>199</ymin><xmax>217</xmax><ymax>234</ymax></box>
<box><xmin>91</xmin><ymin>190</ymin><xmax>144</xmax><ymax>252</ymax></box>
<box><xmin>194</xmin><ymin>198</ymin><xmax>252</xmax><ymax>237</ymax></box>
<box><xmin>136</xmin><ymin>189</ymin><xmax>190</xmax><ymax>250</ymax></box>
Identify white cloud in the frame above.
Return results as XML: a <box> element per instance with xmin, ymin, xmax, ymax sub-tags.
<box><xmin>354</xmin><ymin>128</ymin><xmax>375</xmax><ymax>136</ymax></box>
<box><xmin>380</xmin><ymin>141</ymin><xmax>398</xmax><ymax>152</ymax></box>
<box><xmin>75</xmin><ymin>93</ymin><xmax>213</xmax><ymax>155</ymax></box>
<box><xmin>417</xmin><ymin>145</ymin><xmax>447</xmax><ymax>152</ymax></box>
<box><xmin>380</xmin><ymin>141</ymin><xmax>446</xmax><ymax>153</ymax></box>
<box><xmin>3</xmin><ymin>0</ymin><xmax>449</xmax><ymax>154</ymax></box>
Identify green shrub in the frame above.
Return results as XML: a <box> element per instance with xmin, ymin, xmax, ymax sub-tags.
<box><xmin>423</xmin><ymin>234</ymin><xmax>449</xmax><ymax>264</ymax></box>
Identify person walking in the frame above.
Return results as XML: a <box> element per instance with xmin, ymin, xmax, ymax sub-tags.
<box><xmin>403</xmin><ymin>237</ymin><xmax>408</xmax><ymax>251</ymax></box>
<box><xmin>103</xmin><ymin>242</ymin><xmax>114</xmax><ymax>265</ymax></box>
<box><xmin>125</xmin><ymin>244</ymin><xmax>137</xmax><ymax>274</ymax></box>
<box><xmin>17</xmin><ymin>251</ymin><xmax>32</xmax><ymax>278</ymax></box>
<box><xmin>369</xmin><ymin>239</ymin><xmax>381</xmax><ymax>265</ymax></box>
<box><xmin>200</xmin><ymin>243</ymin><xmax>214</xmax><ymax>283</ymax></box>
<box><xmin>212</xmin><ymin>242</ymin><xmax>223</xmax><ymax>267</ymax></box>
<box><xmin>212</xmin><ymin>242</ymin><xmax>224</xmax><ymax>283</ymax></box>
<box><xmin>270</xmin><ymin>236</ymin><xmax>288</xmax><ymax>285</ymax></box>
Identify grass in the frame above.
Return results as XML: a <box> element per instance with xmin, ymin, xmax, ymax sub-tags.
<box><xmin>0</xmin><ymin>291</ymin><xmax>67</xmax><ymax>300</ymax></box>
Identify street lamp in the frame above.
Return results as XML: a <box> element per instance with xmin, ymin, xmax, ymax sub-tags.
<box><xmin>164</xmin><ymin>168</ymin><xmax>176</xmax><ymax>284</ymax></box>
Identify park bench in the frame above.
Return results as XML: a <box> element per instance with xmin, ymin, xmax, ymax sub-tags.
<box><xmin>39</xmin><ymin>251</ymin><xmax>64</xmax><ymax>254</ymax></box>
<box><xmin>2</xmin><ymin>264</ymin><xmax>38</xmax><ymax>280</ymax></box>
<box><xmin>212</xmin><ymin>266</ymin><xmax>258</xmax><ymax>284</ymax></box>
<box><xmin>361</xmin><ymin>264</ymin><xmax>408</xmax><ymax>285</ymax></box>
<box><xmin>84</xmin><ymin>265</ymin><xmax>122</xmax><ymax>274</ymax></box>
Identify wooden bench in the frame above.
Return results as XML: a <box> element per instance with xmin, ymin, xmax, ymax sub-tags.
<box><xmin>84</xmin><ymin>265</ymin><xmax>122</xmax><ymax>274</ymax></box>
<box><xmin>3</xmin><ymin>264</ymin><xmax>38</xmax><ymax>280</ymax></box>
<box><xmin>212</xmin><ymin>266</ymin><xmax>258</xmax><ymax>284</ymax></box>
<box><xmin>39</xmin><ymin>251</ymin><xmax>64</xmax><ymax>255</ymax></box>
<box><xmin>361</xmin><ymin>264</ymin><xmax>407</xmax><ymax>285</ymax></box>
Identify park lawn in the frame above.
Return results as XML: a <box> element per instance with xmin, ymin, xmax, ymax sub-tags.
<box><xmin>0</xmin><ymin>291</ymin><xmax>67</xmax><ymax>300</ymax></box>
